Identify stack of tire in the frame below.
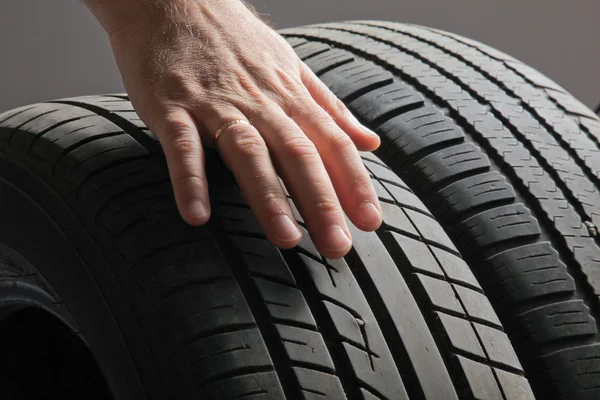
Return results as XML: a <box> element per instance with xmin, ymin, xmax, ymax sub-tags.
<box><xmin>0</xmin><ymin>21</ymin><xmax>598</xmax><ymax>400</ymax></box>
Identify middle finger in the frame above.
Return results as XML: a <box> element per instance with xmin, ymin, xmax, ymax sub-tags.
<box><xmin>289</xmin><ymin>91</ymin><xmax>383</xmax><ymax>232</ymax></box>
<box><xmin>249</xmin><ymin>103</ymin><xmax>355</xmax><ymax>259</ymax></box>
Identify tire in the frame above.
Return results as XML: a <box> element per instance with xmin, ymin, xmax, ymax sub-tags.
<box><xmin>0</xmin><ymin>95</ymin><xmax>531</xmax><ymax>398</ymax></box>
<box><xmin>280</xmin><ymin>21</ymin><xmax>600</xmax><ymax>400</ymax></box>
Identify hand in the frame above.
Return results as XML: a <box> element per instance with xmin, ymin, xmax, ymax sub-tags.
<box><xmin>85</xmin><ymin>0</ymin><xmax>383</xmax><ymax>258</ymax></box>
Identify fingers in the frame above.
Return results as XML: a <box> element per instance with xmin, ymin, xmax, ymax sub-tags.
<box><xmin>300</xmin><ymin>62</ymin><xmax>381</xmax><ymax>152</ymax></box>
<box><xmin>286</xmin><ymin>91</ymin><xmax>383</xmax><ymax>234</ymax></box>
<box><xmin>151</xmin><ymin>107</ymin><xmax>211</xmax><ymax>226</ymax></box>
<box><xmin>249</xmin><ymin>105</ymin><xmax>356</xmax><ymax>259</ymax></box>
<box><xmin>205</xmin><ymin>105</ymin><xmax>304</xmax><ymax>249</ymax></box>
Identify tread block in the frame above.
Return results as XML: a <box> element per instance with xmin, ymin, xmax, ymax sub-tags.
<box><xmin>378</xmin><ymin>106</ymin><xmax>465</xmax><ymax>165</ymax></box>
<box><xmin>216</xmin><ymin>206</ymin><xmax>264</xmax><ymax>235</ymax></box>
<box><xmin>417</xmin><ymin>273</ymin><xmax>463</xmax><ymax>314</ymax></box>
<box><xmin>287</xmin><ymin>37</ymin><xmax>308</xmax><ymax>48</ymax></box>
<box><xmin>131</xmin><ymin>241</ymin><xmax>231</xmax><ymax>301</ymax></box>
<box><xmin>484</xmin><ymin>243</ymin><xmax>575</xmax><ymax>308</ymax></box>
<box><xmin>323</xmin><ymin>300</ymin><xmax>367</xmax><ymax>348</ymax></box>
<box><xmin>531</xmin><ymin>345</ymin><xmax>600</xmax><ymax>399</ymax></box>
<box><xmin>454</xmin><ymin>286</ymin><xmax>502</xmax><ymax>327</ymax></box>
<box><xmin>276</xmin><ymin>325</ymin><xmax>335</xmax><ymax>371</ymax></box>
<box><xmin>294</xmin><ymin>41</ymin><xmax>332</xmax><ymax>60</ymax></box>
<box><xmin>432</xmin><ymin>172</ymin><xmax>516</xmax><ymax>220</ymax></box>
<box><xmin>199</xmin><ymin>371</ymin><xmax>284</xmax><ymax>400</ymax></box>
<box><xmin>391</xmin><ymin>233</ymin><xmax>445</xmax><ymax>278</ymax></box>
<box><xmin>494</xmin><ymin>368</ymin><xmax>535</xmax><ymax>400</ymax></box>
<box><xmin>301</xmin><ymin>250</ymin><xmax>410</xmax><ymax>399</ymax></box>
<box><xmin>474</xmin><ymin>323</ymin><xmax>522</xmax><ymax>370</ymax></box>
<box><xmin>404</xmin><ymin>209</ymin><xmax>457</xmax><ymax>251</ymax></box>
<box><xmin>151</xmin><ymin>281</ymin><xmax>256</xmax><ymax>347</ymax></box>
<box><xmin>411</xmin><ymin>143</ymin><xmax>490</xmax><ymax>192</ymax></box>
<box><xmin>362</xmin><ymin>158</ymin><xmax>408</xmax><ymax>186</ymax></box>
<box><xmin>78</xmin><ymin>158</ymin><xmax>167</xmax><ymax>204</ymax></box>
<box><xmin>456</xmin><ymin>356</ymin><xmax>503</xmax><ymax>400</ymax></box>
<box><xmin>431</xmin><ymin>247</ymin><xmax>480</xmax><ymax>288</ymax></box>
<box><xmin>379</xmin><ymin>202</ymin><xmax>419</xmax><ymax>236</ymax></box>
<box><xmin>172</xmin><ymin>328</ymin><xmax>271</xmax><ymax>385</ymax></box>
<box><xmin>305</xmin><ymin>49</ymin><xmax>356</xmax><ymax>76</ymax></box>
<box><xmin>113</xmin><ymin>111</ymin><xmax>147</xmax><ymax>128</ymax></box>
<box><xmin>545</xmin><ymin>89</ymin><xmax>598</xmax><ymax>120</ymax></box>
<box><xmin>10</xmin><ymin>106</ymin><xmax>96</xmax><ymax>150</ymax></box>
<box><xmin>232</xmin><ymin>236</ymin><xmax>298</xmax><ymax>287</ymax></box>
<box><xmin>254</xmin><ymin>278</ymin><xmax>317</xmax><ymax>327</ymax></box>
<box><xmin>54</xmin><ymin>134</ymin><xmax>148</xmax><ymax>184</ymax></box>
<box><xmin>515</xmin><ymin>300</ymin><xmax>597</xmax><ymax>345</ymax></box>
<box><xmin>94</xmin><ymin>180</ymin><xmax>174</xmax><ymax>232</ymax></box>
<box><xmin>117</xmin><ymin>211</ymin><xmax>211</xmax><ymax>261</ymax></box>
<box><xmin>320</xmin><ymin>61</ymin><xmax>394</xmax><ymax>101</ymax></box>
<box><xmin>0</xmin><ymin>103</ymin><xmax>64</xmax><ymax>133</ymax></box>
<box><xmin>371</xmin><ymin>179</ymin><xmax>395</xmax><ymax>202</ymax></box>
<box><xmin>453</xmin><ymin>204</ymin><xmax>540</xmax><ymax>250</ymax></box>
<box><xmin>380</xmin><ymin>181</ymin><xmax>432</xmax><ymax>214</ymax></box>
<box><xmin>293</xmin><ymin>367</ymin><xmax>345</xmax><ymax>400</ymax></box>
<box><xmin>349</xmin><ymin>82</ymin><xmax>425</xmax><ymax>123</ymax></box>
<box><xmin>437</xmin><ymin>312</ymin><xmax>485</xmax><ymax>358</ymax></box>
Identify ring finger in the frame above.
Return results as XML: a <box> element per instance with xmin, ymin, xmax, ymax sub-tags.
<box><xmin>201</xmin><ymin>105</ymin><xmax>304</xmax><ymax>248</ymax></box>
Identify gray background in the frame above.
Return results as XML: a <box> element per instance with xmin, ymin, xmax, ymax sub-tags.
<box><xmin>1</xmin><ymin>0</ymin><xmax>599</xmax><ymax>112</ymax></box>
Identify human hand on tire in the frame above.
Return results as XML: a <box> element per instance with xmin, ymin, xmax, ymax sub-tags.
<box><xmin>83</xmin><ymin>0</ymin><xmax>383</xmax><ymax>258</ymax></box>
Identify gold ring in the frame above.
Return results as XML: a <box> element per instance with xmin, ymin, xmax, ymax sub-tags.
<box><xmin>213</xmin><ymin>119</ymin><xmax>252</xmax><ymax>144</ymax></box>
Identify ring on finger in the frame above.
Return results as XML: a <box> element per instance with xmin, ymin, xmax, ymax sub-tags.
<box><xmin>213</xmin><ymin>119</ymin><xmax>253</xmax><ymax>144</ymax></box>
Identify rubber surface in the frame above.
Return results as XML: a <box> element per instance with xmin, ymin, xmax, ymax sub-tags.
<box><xmin>0</xmin><ymin>93</ymin><xmax>530</xmax><ymax>398</ymax></box>
<box><xmin>281</xmin><ymin>21</ymin><xmax>600</xmax><ymax>400</ymax></box>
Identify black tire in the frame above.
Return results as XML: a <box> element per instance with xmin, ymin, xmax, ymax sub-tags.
<box><xmin>280</xmin><ymin>21</ymin><xmax>600</xmax><ymax>400</ymax></box>
<box><xmin>0</xmin><ymin>94</ymin><xmax>531</xmax><ymax>398</ymax></box>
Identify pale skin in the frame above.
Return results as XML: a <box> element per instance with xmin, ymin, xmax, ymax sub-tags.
<box><xmin>82</xmin><ymin>0</ymin><xmax>383</xmax><ymax>259</ymax></box>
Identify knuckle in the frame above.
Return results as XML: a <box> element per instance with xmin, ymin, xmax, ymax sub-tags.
<box><xmin>280</xmin><ymin>135</ymin><xmax>318</xmax><ymax>159</ymax></box>
<box><xmin>327</xmin><ymin>130</ymin><xmax>355</xmax><ymax>150</ymax></box>
<box><xmin>260</xmin><ymin>189</ymin><xmax>289</xmax><ymax>209</ymax></box>
<box><xmin>170</xmin><ymin>130</ymin><xmax>198</xmax><ymax>154</ymax></box>
<box><xmin>334</xmin><ymin>97</ymin><xmax>349</xmax><ymax>115</ymax></box>
<box><xmin>295</xmin><ymin>103</ymin><xmax>323</xmax><ymax>123</ymax></box>
<box><xmin>234</xmin><ymin>70</ymin><xmax>264</xmax><ymax>100</ymax></box>
<box><xmin>312</xmin><ymin>195</ymin><xmax>341</xmax><ymax>216</ymax></box>
<box><xmin>229</xmin><ymin>127</ymin><xmax>266</xmax><ymax>155</ymax></box>
<box><xmin>165</xmin><ymin>116</ymin><xmax>193</xmax><ymax>133</ymax></box>
<box><xmin>174</xmin><ymin>174</ymin><xmax>206</xmax><ymax>188</ymax></box>
<box><xmin>273</xmin><ymin>65</ymin><xmax>303</xmax><ymax>93</ymax></box>
<box><xmin>277</xmin><ymin>86</ymin><xmax>312</xmax><ymax>115</ymax></box>
<box><xmin>164</xmin><ymin>119</ymin><xmax>198</xmax><ymax>154</ymax></box>
<box><xmin>171</xmin><ymin>135</ymin><xmax>198</xmax><ymax>154</ymax></box>
<box><xmin>351</xmin><ymin>173</ymin><xmax>374</xmax><ymax>196</ymax></box>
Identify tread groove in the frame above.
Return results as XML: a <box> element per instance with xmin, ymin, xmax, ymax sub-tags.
<box><xmin>0</xmin><ymin>105</ymin><xmax>38</xmax><ymax>126</ymax></box>
<box><xmin>51</xmin><ymin>100</ymin><xmax>158</xmax><ymax>151</ymax></box>
<box><xmin>208</xmin><ymin>221</ymin><xmax>305</xmax><ymax>399</ymax></box>
<box><xmin>343</xmin><ymin>246</ymin><xmax>427</xmax><ymax>400</ymax></box>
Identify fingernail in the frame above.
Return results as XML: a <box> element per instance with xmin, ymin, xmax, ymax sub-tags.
<box><xmin>359</xmin><ymin>200</ymin><xmax>382</xmax><ymax>229</ymax></box>
<box><xmin>272</xmin><ymin>215</ymin><xmax>302</xmax><ymax>242</ymax></box>
<box><xmin>348</xmin><ymin>110</ymin><xmax>378</xmax><ymax>138</ymax></box>
<box><xmin>323</xmin><ymin>226</ymin><xmax>352</xmax><ymax>251</ymax></box>
<box><xmin>362</xmin><ymin>125</ymin><xmax>380</xmax><ymax>138</ymax></box>
<box><xmin>188</xmin><ymin>200</ymin><xmax>209</xmax><ymax>222</ymax></box>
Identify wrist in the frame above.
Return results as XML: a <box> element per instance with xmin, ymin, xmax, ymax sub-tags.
<box><xmin>82</xmin><ymin>0</ymin><xmax>145</xmax><ymax>37</ymax></box>
<box><xmin>83</xmin><ymin>0</ymin><xmax>249</xmax><ymax>39</ymax></box>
